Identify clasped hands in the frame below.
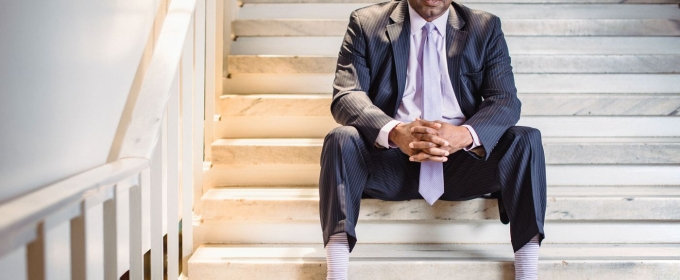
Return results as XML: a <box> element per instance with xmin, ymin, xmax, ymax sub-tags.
<box><xmin>388</xmin><ymin>118</ymin><xmax>473</xmax><ymax>162</ymax></box>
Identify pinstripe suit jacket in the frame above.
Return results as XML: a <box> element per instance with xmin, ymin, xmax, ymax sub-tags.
<box><xmin>331</xmin><ymin>0</ymin><xmax>521</xmax><ymax>160</ymax></box>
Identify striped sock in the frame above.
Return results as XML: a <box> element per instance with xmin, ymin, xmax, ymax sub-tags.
<box><xmin>325</xmin><ymin>233</ymin><xmax>350</xmax><ymax>280</ymax></box>
<box><xmin>514</xmin><ymin>234</ymin><xmax>540</xmax><ymax>280</ymax></box>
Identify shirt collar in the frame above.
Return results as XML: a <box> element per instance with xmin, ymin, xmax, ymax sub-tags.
<box><xmin>408</xmin><ymin>2</ymin><xmax>450</xmax><ymax>36</ymax></box>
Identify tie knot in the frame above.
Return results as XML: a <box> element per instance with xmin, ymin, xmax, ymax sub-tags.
<box><xmin>423</xmin><ymin>22</ymin><xmax>436</xmax><ymax>33</ymax></box>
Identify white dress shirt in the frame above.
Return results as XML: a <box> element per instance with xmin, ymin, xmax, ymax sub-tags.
<box><xmin>376</xmin><ymin>3</ymin><xmax>481</xmax><ymax>150</ymax></box>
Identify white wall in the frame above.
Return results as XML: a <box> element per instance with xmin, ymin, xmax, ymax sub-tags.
<box><xmin>0</xmin><ymin>0</ymin><xmax>161</xmax><ymax>202</ymax></box>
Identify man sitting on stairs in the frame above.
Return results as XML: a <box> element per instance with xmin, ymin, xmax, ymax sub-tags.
<box><xmin>319</xmin><ymin>0</ymin><xmax>547</xmax><ymax>279</ymax></box>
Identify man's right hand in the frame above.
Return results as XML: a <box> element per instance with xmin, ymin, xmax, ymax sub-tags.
<box><xmin>388</xmin><ymin>119</ymin><xmax>450</xmax><ymax>163</ymax></box>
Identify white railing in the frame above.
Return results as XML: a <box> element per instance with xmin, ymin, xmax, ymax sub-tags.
<box><xmin>0</xmin><ymin>0</ymin><xmax>208</xmax><ymax>279</ymax></box>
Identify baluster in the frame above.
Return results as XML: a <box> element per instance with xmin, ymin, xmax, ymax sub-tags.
<box><xmin>167</xmin><ymin>72</ymin><xmax>181</xmax><ymax>279</ymax></box>
<box><xmin>181</xmin><ymin>6</ymin><xmax>197</xmax><ymax>275</ymax></box>
<box><xmin>129</xmin><ymin>174</ymin><xmax>145</xmax><ymax>280</ymax></box>
<box><xmin>151</xmin><ymin>124</ymin><xmax>164</xmax><ymax>279</ymax></box>
<box><xmin>0</xmin><ymin>245</ymin><xmax>28</xmax><ymax>279</ymax></box>
<box><xmin>103</xmin><ymin>186</ymin><xmax>119</xmax><ymax>280</ymax></box>
<box><xmin>40</xmin><ymin>204</ymin><xmax>80</xmax><ymax>280</ymax></box>
<box><xmin>194</xmin><ymin>0</ymin><xmax>207</xmax><ymax>218</ymax></box>
<box><xmin>72</xmin><ymin>187</ymin><xmax>113</xmax><ymax>280</ymax></box>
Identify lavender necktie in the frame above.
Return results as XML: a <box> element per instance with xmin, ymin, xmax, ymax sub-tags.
<box><xmin>419</xmin><ymin>22</ymin><xmax>444</xmax><ymax>205</ymax></box>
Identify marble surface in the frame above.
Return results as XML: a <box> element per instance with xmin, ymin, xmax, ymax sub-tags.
<box><xmin>221</xmin><ymin>94</ymin><xmax>680</xmax><ymax>116</ymax></box>
<box><xmin>234</xmin><ymin>19</ymin><xmax>680</xmax><ymax>36</ymax></box>
<box><xmin>223</xmin><ymin>74</ymin><xmax>680</xmax><ymax>95</ymax></box>
<box><xmin>237</xmin><ymin>4</ymin><xmax>680</xmax><ymax>20</ymax></box>
<box><xmin>228</xmin><ymin>55</ymin><xmax>680</xmax><ymax>74</ymax></box>
<box><xmin>201</xmin><ymin>187</ymin><xmax>680</xmax><ymax>221</ymax></box>
<box><xmin>230</xmin><ymin>37</ymin><xmax>680</xmax><ymax>56</ymax></box>
<box><xmin>210</xmin><ymin>138</ymin><xmax>680</xmax><ymax>165</ymax></box>
<box><xmin>241</xmin><ymin>0</ymin><xmax>679</xmax><ymax>3</ymax></box>
<box><xmin>189</xmin><ymin>244</ymin><xmax>680</xmax><ymax>280</ymax></box>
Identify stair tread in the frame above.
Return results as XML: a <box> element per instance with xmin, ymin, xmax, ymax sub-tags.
<box><xmin>234</xmin><ymin>18</ymin><xmax>680</xmax><ymax>37</ymax></box>
<box><xmin>200</xmin><ymin>185</ymin><xmax>680</xmax><ymax>221</ymax></box>
<box><xmin>213</xmin><ymin>137</ymin><xmax>680</xmax><ymax>146</ymax></box>
<box><xmin>237</xmin><ymin>3</ymin><xmax>680</xmax><ymax>20</ymax></box>
<box><xmin>227</xmin><ymin>54</ymin><xmax>680</xmax><ymax>74</ymax></box>
<box><xmin>204</xmin><ymin>185</ymin><xmax>680</xmax><ymax>199</ymax></box>
<box><xmin>231</xmin><ymin>37</ymin><xmax>680</xmax><ymax>56</ymax></box>
<box><xmin>241</xmin><ymin>0</ymin><xmax>680</xmax><ymax>3</ymax></box>
<box><xmin>191</xmin><ymin>243</ymin><xmax>680</xmax><ymax>261</ymax></box>
<box><xmin>224</xmin><ymin>74</ymin><xmax>680</xmax><ymax>95</ymax></box>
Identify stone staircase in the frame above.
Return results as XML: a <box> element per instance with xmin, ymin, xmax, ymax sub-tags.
<box><xmin>189</xmin><ymin>0</ymin><xmax>680</xmax><ymax>279</ymax></box>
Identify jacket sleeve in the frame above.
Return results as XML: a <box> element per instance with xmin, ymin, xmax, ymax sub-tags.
<box><xmin>331</xmin><ymin>11</ymin><xmax>394</xmax><ymax>144</ymax></box>
<box><xmin>463</xmin><ymin>16</ymin><xmax>522</xmax><ymax>160</ymax></box>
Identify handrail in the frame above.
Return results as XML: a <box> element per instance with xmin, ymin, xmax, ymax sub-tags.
<box><xmin>0</xmin><ymin>158</ymin><xmax>148</xmax><ymax>256</ymax></box>
<box><xmin>0</xmin><ymin>0</ymin><xmax>206</xmax><ymax>279</ymax></box>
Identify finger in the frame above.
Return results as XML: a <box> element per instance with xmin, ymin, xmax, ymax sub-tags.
<box><xmin>409</xmin><ymin>141</ymin><xmax>435</xmax><ymax>149</ymax></box>
<box><xmin>409</xmin><ymin>152</ymin><xmax>448</xmax><ymax>163</ymax></box>
<box><xmin>412</xmin><ymin>133</ymin><xmax>450</xmax><ymax>147</ymax></box>
<box><xmin>411</xmin><ymin>126</ymin><xmax>438</xmax><ymax>135</ymax></box>
<box><xmin>419</xmin><ymin>119</ymin><xmax>442</xmax><ymax>129</ymax></box>
<box><xmin>409</xmin><ymin>142</ymin><xmax>450</xmax><ymax>156</ymax></box>
<box><xmin>425</xmin><ymin>147</ymin><xmax>450</xmax><ymax>157</ymax></box>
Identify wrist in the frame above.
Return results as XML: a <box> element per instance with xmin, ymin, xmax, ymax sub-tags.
<box><xmin>388</xmin><ymin>122</ymin><xmax>405</xmax><ymax>144</ymax></box>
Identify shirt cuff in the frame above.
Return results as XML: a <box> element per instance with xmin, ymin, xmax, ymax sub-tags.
<box><xmin>376</xmin><ymin>120</ymin><xmax>401</xmax><ymax>148</ymax></box>
<box><xmin>461</xmin><ymin>124</ymin><xmax>481</xmax><ymax>151</ymax></box>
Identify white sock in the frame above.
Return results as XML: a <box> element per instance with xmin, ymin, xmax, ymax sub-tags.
<box><xmin>325</xmin><ymin>233</ymin><xmax>350</xmax><ymax>280</ymax></box>
<box><xmin>514</xmin><ymin>234</ymin><xmax>540</xmax><ymax>280</ymax></box>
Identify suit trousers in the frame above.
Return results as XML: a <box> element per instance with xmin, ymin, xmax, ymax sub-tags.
<box><xmin>319</xmin><ymin>125</ymin><xmax>547</xmax><ymax>253</ymax></box>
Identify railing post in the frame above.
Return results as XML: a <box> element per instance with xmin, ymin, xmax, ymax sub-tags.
<box><xmin>181</xmin><ymin>5</ymin><xmax>197</xmax><ymax>276</ymax></box>
<box><xmin>103</xmin><ymin>188</ymin><xmax>118</xmax><ymax>280</ymax></box>
<box><xmin>129</xmin><ymin>179</ymin><xmax>144</xmax><ymax>280</ymax></box>
<box><xmin>167</xmin><ymin>71</ymin><xmax>181</xmax><ymax>279</ymax></box>
<box><xmin>0</xmin><ymin>246</ymin><xmax>28</xmax><ymax>280</ymax></box>
<box><xmin>150</xmin><ymin>121</ymin><xmax>164</xmax><ymax>280</ymax></box>
<box><xmin>194</xmin><ymin>0</ymin><xmax>207</xmax><ymax>217</ymax></box>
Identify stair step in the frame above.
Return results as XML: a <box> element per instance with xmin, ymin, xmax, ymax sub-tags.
<box><xmin>231</xmin><ymin>37</ymin><xmax>680</xmax><ymax>56</ymax></box>
<box><xmin>217</xmin><ymin>116</ymin><xmax>680</xmax><ymax>138</ymax></box>
<box><xmin>197</xmin><ymin>219</ymin><xmax>680</xmax><ymax>244</ymax></box>
<box><xmin>221</xmin><ymin>94</ymin><xmax>680</xmax><ymax>117</ymax></box>
<box><xmin>233</xmin><ymin>19</ymin><xmax>680</xmax><ymax>37</ymax></box>
<box><xmin>189</xmin><ymin>244</ymin><xmax>680</xmax><ymax>280</ymax></box>
<box><xmin>206</xmin><ymin>164</ymin><xmax>680</xmax><ymax>186</ymax></box>
<box><xmin>223</xmin><ymin>74</ymin><xmax>680</xmax><ymax>95</ymax></box>
<box><xmin>229</xmin><ymin>54</ymin><xmax>680</xmax><ymax>74</ymax></box>
<box><xmin>237</xmin><ymin>3</ymin><xmax>680</xmax><ymax>20</ymax></box>
<box><xmin>201</xmin><ymin>186</ymin><xmax>680</xmax><ymax>221</ymax></box>
<box><xmin>211</xmin><ymin>138</ymin><xmax>680</xmax><ymax>166</ymax></box>
<box><xmin>240</xmin><ymin>0</ymin><xmax>680</xmax><ymax>5</ymax></box>
<box><xmin>229</xmin><ymin>36</ymin><xmax>680</xmax><ymax>56</ymax></box>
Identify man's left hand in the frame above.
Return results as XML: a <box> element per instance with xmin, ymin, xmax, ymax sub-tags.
<box><xmin>410</xmin><ymin>119</ymin><xmax>473</xmax><ymax>159</ymax></box>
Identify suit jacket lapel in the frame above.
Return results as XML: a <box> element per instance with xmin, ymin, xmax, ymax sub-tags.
<box><xmin>446</xmin><ymin>4</ymin><xmax>469</xmax><ymax>117</ymax></box>
<box><xmin>386</xmin><ymin>0</ymin><xmax>410</xmax><ymax>115</ymax></box>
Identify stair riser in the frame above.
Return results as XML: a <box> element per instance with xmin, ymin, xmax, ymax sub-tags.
<box><xmin>195</xmin><ymin>221</ymin><xmax>680</xmax><ymax>244</ymax></box>
<box><xmin>202</xmin><ymin>197</ymin><xmax>680</xmax><ymax>221</ymax></box>
<box><xmin>237</xmin><ymin>3</ymin><xmax>680</xmax><ymax>20</ymax></box>
<box><xmin>206</xmin><ymin>165</ymin><xmax>680</xmax><ymax>186</ymax></box>
<box><xmin>212</xmin><ymin>142</ymin><xmax>680</xmax><ymax>165</ymax></box>
<box><xmin>231</xmin><ymin>37</ymin><xmax>680</xmax><ymax>56</ymax></box>
<box><xmin>223</xmin><ymin>74</ymin><xmax>680</xmax><ymax>95</ymax></box>
<box><xmin>217</xmin><ymin>116</ymin><xmax>680</xmax><ymax>138</ymax></box>
<box><xmin>228</xmin><ymin>55</ymin><xmax>680</xmax><ymax>74</ymax></box>
<box><xmin>221</xmin><ymin>94</ymin><xmax>680</xmax><ymax>116</ymax></box>
<box><xmin>190</xmin><ymin>261</ymin><xmax>680</xmax><ymax>280</ymax></box>
<box><xmin>241</xmin><ymin>0</ymin><xmax>680</xmax><ymax>4</ymax></box>
<box><xmin>234</xmin><ymin>19</ymin><xmax>680</xmax><ymax>37</ymax></box>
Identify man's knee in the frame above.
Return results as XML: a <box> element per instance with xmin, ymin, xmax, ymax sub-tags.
<box><xmin>505</xmin><ymin>126</ymin><xmax>543</xmax><ymax>149</ymax></box>
<box><xmin>324</xmin><ymin>126</ymin><xmax>362</xmax><ymax>146</ymax></box>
